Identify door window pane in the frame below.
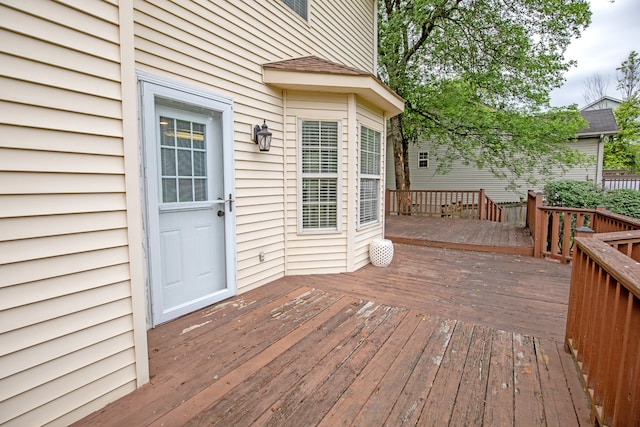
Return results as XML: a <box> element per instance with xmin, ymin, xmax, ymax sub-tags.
<box><xmin>176</xmin><ymin>120</ymin><xmax>192</xmax><ymax>148</ymax></box>
<box><xmin>162</xmin><ymin>178</ymin><xmax>177</xmax><ymax>203</ymax></box>
<box><xmin>192</xmin><ymin>122</ymin><xmax>206</xmax><ymax>150</ymax></box>
<box><xmin>194</xmin><ymin>179</ymin><xmax>207</xmax><ymax>201</ymax></box>
<box><xmin>160</xmin><ymin>117</ymin><xmax>175</xmax><ymax>146</ymax></box>
<box><xmin>161</xmin><ymin>148</ymin><xmax>176</xmax><ymax>175</ymax></box>
<box><xmin>159</xmin><ymin>115</ymin><xmax>208</xmax><ymax>203</ymax></box>
<box><xmin>193</xmin><ymin>151</ymin><xmax>206</xmax><ymax>176</ymax></box>
<box><xmin>178</xmin><ymin>149</ymin><xmax>192</xmax><ymax>176</ymax></box>
<box><xmin>178</xmin><ymin>178</ymin><xmax>193</xmax><ymax>202</ymax></box>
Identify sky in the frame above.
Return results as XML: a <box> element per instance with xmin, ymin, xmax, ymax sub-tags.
<box><xmin>549</xmin><ymin>0</ymin><xmax>640</xmax><ymax>108</ymax></box>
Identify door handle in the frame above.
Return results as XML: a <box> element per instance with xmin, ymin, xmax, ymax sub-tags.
<box><xmin>217</xmin><ymin>210</ymin><xmax>225</xmax><ymax>217</ymax></box>
<box><xmin>227</xmin><ymin>193</ymin><xmax>234</xmax><ymax>212</ymax></box>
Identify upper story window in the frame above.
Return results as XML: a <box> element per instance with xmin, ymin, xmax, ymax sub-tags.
<box><xmin>283</xmin><ymin>0</ymin><xmax>308</xmax><ymax>20</ymax></box>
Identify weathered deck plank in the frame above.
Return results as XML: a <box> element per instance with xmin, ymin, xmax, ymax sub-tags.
<box><xmin>484</xmin><ymin>329</ymin><xmax>515</xmax><ymax>425</ymax></box>
<box><xmin>385</xmin><ymin>216</ymin><xmax>533</xmax><ymax>256</ymax></box>
<box><xmin>418</xmin><ymin>321</ymin><xmax>475</xmax><ymax>425</ymax></box>
<box><xmin>75</xmin><ymin>245</ymin><xmax>588</xmax><ymax>427</ymax></box>
<box><xmin>513</xmin><ymin>333</ymin><xmax>546</xmax><ymax>426</ymax></box>
<box><xmin>449</xmin><ymin>324</ymin><xmax>493</xmax><ymax>427</ymax></box>
<box><xmin>307</xmin><ymin>244</ymin><xmax>571</xmax><ymax>341</ymax></box>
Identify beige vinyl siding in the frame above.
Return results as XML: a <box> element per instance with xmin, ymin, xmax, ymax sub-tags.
<box><xmin>132</xmin><ymin>0</ymin><xmax>378</xmax><ymax>290</ymax></box>
<box><xmin>284</xmin><ymin>92</ymin><xmax>350</xmax><ymax>274</ymax></box>
<box><xmin>0</xmin><ymin>1</ymin><xmax>144</xmax><ymax>425</ymax></box>
<box><xmin>354</xmin><ymin>102</ymin><xmax>385</xmax><ymax>269</ymax></box>
<box><xmin>310</xmin><ymin>0</ymin><xmax>376</xmax><ymax>71</ymax></box>
<box><xmin>386</xmin><ymin>138</ymin><xmax>600</xmax><ymax>203</ymax></box>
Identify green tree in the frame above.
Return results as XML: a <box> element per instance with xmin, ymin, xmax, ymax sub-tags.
<box><xmin>604</xmin><ymin>99</ymin><xmax>640</xmax><ymax>171</ymax></box>
<box><xmin>616</xmin><ymin>50</ymin><xmax>640</xmax><ymax>100</ymax></box>
<box><xmin>603</xmin><ymin>51</ymin><xmax>640</xmax><ymax>171</ymax></box>
<box><xmin>378</xmin><ymin>0</ymin><xmax>591</xmax><ymax>192</ymax></box>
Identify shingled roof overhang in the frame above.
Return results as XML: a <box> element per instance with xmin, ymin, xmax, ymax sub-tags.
<box><xmin>577</xmin><ymin>109</ymin><xmax>619</xmax><ymax>138</ymax></box>
<box><xmin>263</xmin><ymin>56</ymin><xmax>405</xmax><ymax>117</ymax></box>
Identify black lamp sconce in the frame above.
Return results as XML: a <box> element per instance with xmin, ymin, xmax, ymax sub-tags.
<box><xmin>253</xmin><ymin>120</ymin><xmax>272</xmax><ymax>152</ymax></box>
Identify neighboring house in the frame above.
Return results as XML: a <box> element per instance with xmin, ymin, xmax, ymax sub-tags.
<box><xmin>0</xmin><ymin>1</ymin><xmax>403</xmax><ymax>425</ymax></box>
<box><xmin>581</xmin><ymin>95</ymin><xmax>622</xmax><ymax>112</ymax></box>
<box><xmin>385</xmin><ymin>109</ymin><xmax>618</xmax><ymax>203</ymax></box>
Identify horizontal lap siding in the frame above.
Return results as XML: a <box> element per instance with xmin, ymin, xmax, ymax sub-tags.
<box><xmin>355</xmin><ymin>102</ymin><xmax>385</xmax><ymax>269</ymax></box>
<box><xmin>285</xmin><ymin>93</ymin><xmax>349</xmax><ymax>274</ymax></box>
<box><xmin>311</xmin><ymin>0</ymin><xmax>375</xmax><ymax>71</ymax></box>
<box><xmin>133</xmin><ymin>0</ymin><xmax>376</xmax><ymax>289</ymax></box>
<box><xmin>0</xmin><ymin>1</ymin><xmax>137</xmax><ymax>426</ymax></box>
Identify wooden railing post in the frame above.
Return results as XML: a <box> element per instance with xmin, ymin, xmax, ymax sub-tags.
<box><xmin>479</xmin><ymin>189</ymin><xmax>486</xmax><ymax>220</ymax></box>
<box><xmin>574</xmin><ymin>226</ymin><xmax>594</xmax><ymax>239</ymax></box>
<box><xmin>533</xmin><ymin>192</ymin><xmax>544</xmax><ymax>258</ymax></box>
<box><xmin>593</xmin><ymin>205</ymin><xmax>607</xmax><ymax>233</ymax></box>
<box><xmin>385</xmin><ymin>188</ymin><xmax>390</xmax><ymax>216</ymax></box>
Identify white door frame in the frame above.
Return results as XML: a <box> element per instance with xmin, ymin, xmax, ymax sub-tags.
<box><xmin>138</xmin><ymin>72</ymin><xmax>237</xmax><ymax>326</ymax></box>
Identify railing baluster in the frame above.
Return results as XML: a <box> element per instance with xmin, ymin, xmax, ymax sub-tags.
<box><xmin>612</xmin><ymin>294</ymin><xmax>640</xmax><ymax>425</ymax></box>
<box><xmin>385</xmin><ymin>190</ymin><xmax>503</xmax><ymax>222</ymax></box>
<box><xmin>567</xmin><ymin>233</ymin><xmax>640</xmax><ymax>426</ymax></box>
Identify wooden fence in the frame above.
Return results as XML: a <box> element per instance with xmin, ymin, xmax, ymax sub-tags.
<box><xmin>566</xmin><ymin>231</ymin><xmax>640</xmax><ymax>426</ymax></box>
<box><xmin>602</xmin><ymin>170</ymin><xmax>640</xmax><ymax>191</ymax></box>
<box><xmin>526</xmin><ymin>191</ymin><xmax>640</xmax><ymax>262</ymax></box>
<box><xmin>385</xmin><ymin>189</ymin><xmax>503</xmax><ymax>222</ymax></box>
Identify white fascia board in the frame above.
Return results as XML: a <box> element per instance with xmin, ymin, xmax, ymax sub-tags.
<box><xmin>263</xmin><ymin>69</ymin><xmax>404</xmax><ymax>117</ymax></box>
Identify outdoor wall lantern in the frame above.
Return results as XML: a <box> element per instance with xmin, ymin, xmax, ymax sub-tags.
<box><xmin>253</xmin><ymin>120</ymin><xmax>272</xmax><ymax>152</ymax></box>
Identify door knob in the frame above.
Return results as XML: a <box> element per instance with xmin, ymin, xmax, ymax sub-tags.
<box><xmin>217</xmin><ymin>210</ymin><xmax>225</xmax><ymax>217</ymax></box>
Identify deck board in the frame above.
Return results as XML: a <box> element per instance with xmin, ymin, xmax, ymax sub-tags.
<box><xmin>385</xmin><ymin>216</ymin><xmax>534</xmax><ymax>255</ymax></box>
<box><xmin>75</xmin><ymin>245</ymin><xmax>589</xmax><ymax>427</ymax></box>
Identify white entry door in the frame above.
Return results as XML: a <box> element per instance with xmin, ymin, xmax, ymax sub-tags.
<box><xmin>141</xmin><ymin>78</ymin><xmax>236</xmax><ymax>326</ymax></box>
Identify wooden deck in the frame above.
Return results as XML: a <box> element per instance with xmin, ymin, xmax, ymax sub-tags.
<box><xmin>385</xmin><ymin>215</ymin><xmax>534</xmax><ymax>256</ymax></box>
<box><xmin>75</xmin><ymin>244</ymin><xmax>590</xmax><ymax>426</ymax></box>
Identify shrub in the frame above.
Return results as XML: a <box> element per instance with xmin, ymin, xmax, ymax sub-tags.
<box><xmin>543</xmin><ymin>180</ymin><xmax>604</xmax><ymax>209</ymax></box>
<box><xmin>543</xmin><ymin>180</ymin><xmax>640</xmax><ymax>220</ymax></box>
<box><xmin>603</xmin><ymin>189</ymin><xmax>640</xmax><ymax>219</ymax></box>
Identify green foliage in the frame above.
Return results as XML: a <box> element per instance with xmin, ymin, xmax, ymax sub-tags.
<box><xmin>378</xmin><ymin>0</ymin><xmax>592</xmax><ymax>190</ymax></box>
<box><xmin>544</xmin><ymin>180</ymin><xmax>640</xmax><ymax>219</ymax></box>
<box><xmin>605</xmin><ymin>97</ymin><xmax>640</xmax><ymax>172</ymax></box>
<box><xmin>603</xmin><ymin>52</ymin><xmax>640</xmax><ymax>172</ymax></box>
<box><xmin>602</xmin><ymin>189</ymin><xmax>640</xmax><ymax>219</ymax></box>
<box><xmin>544</xmin><ymin>180</ymin><xmax>603</xmax><ymax>209</ymax></box>
<box><xmin>616</xmin><ymin>50</ymin><xmax>640</xmax><ymax>100</ymax></box>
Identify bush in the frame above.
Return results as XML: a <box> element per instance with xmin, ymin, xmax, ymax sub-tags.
<box><xmin>543</xmin><ymin>180</ymin><xmax>640</xmax><ymax>219</ymax></box>
<box><xmin>603</xmin><ymin>189</ymin><xmax>640</xmax><ymax>219</ymax></box>
<box><xmin>543</xmin><ymin>180</ymin><xmax>604</xmax><ymax>209</ymax></box>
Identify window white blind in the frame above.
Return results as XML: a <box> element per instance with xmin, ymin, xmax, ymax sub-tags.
<box><xmin>301</xmin><ymin>120</ymin><xmax>339</xmax><ymax>230</ymax></box>
<box><xmin>359</xmin><ymin>126</ymin><xmax>381</xmax><ymax>225</ymax></box>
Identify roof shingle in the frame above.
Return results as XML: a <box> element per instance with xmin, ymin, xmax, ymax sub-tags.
<box><xmin>578</xmin><ymin>109</ymin><xmax>618</xmax><ymax>136</ymax></box>
<box><xmin>263</xmin><ymin>56</ymin><xmax>370</xmax><ymax>76</ymax></box>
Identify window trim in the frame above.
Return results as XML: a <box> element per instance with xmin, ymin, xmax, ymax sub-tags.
<box><xmin>418</xmin><ymin>151</ymin><xmax>429</xmax><ymax>168</ymax></box>
<box><xmin>281</xmin><ymin>0</ymin><xmax>309</xmax><ymax>21</ymax></box>
<box><xmin>297</xmin><ymin>118</ymin><xmax>342</xmax><ymax>234</ymax></box>
<box><xmin>358</xmin><ymin>124</ymin><xmax>382</xmax><ymax>227</ymax></box>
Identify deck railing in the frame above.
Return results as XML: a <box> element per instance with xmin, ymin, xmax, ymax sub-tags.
<box><xmin>602</xmin><ymin>174</ymin><xmax>640</xmax><ymax>191</ymax></box>
<box><xmin>385</xmin><ymin>189</ymin><xmax>504</xmax><ymax>222</ymax></box>
<box><xmin>566</xmin><ymin>231</ymin><xmax>640</xmax><ymax>426</ymax></box>
<box><xmin>526</xmin><ymin>190</ymin><xmax>640</xmax><ymax>262</ymax></box>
